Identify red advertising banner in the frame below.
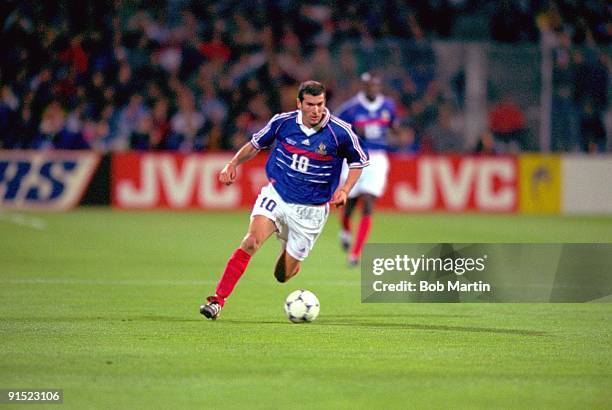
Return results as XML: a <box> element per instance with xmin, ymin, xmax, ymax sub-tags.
<box><xmin>380</xmin><ymin>155</ymin><xmax>518</xmax><ymax>212</ymax></box>
<box><xmin>112</xmin><ymin>153</ymin><xmax>518</xmax><ymax>212</ymax></box>
<box><xmin>112</xmin><ymin>152</ymin><xmax>269</xmax><ymax>209</ymax></box>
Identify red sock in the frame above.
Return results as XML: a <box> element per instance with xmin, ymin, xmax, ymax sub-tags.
<box><xmin>213</xmin><ymin>248</ymin><xmax>252</xmax><ymax>306</ymax></box>
<box><xmin>350</xmin><ymin>215</ymin><xmax>372</xmax><ymax>259</ymax></box>
<box><xmin>341</xmin><ymin>213</ymin><xmax>351</xmax><ymax>232</ymax></box>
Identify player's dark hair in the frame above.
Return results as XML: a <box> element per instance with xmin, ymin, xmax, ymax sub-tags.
<box><xmin>297</xmin><ymin>81</ymin><xmax>326</xmax><ymax>101</ymax></box>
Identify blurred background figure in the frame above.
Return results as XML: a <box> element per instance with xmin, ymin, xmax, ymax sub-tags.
<box><xmin>488</xmin><ymin>94</ymin><xmax>527</xmax><ymax>153</ymax></box>
<box><xmin>473</xmin><ymin>130</ymin><xmax>498</xmax><ymax>155</ymax></box>
<box><xmin>336</xmin><ymin>72</ymin><xmax>400</xmax><ymax>266</ymax></box>
<box><xmin>423</xmin><ymin>102</ymin><xmax>464</xmax><ymax>153</ymax></box>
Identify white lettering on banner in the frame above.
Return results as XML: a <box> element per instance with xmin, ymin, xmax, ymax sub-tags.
<box><xmin>437</xmin><ymin>159</ymin><xmax>475</xmax><ymax>210</ymax></box>
<box><xmin>116</xmin><ymin>155</ymin><xmax>240</xmax><ymax>208</ymax></box>
<box><xmin>199</xmin><ymin>157</ymin><xmax>239</xmax><ymax>207</ymax></box>
<box><xmin>393</xmin><ymin>157</ymin><xmax>516</xmax><ymax>211</ymax></box>
<box><xmin>476</xmin><ymin>160</ymin><xmax>515</xmax><ymax>210</ymax></box>
<box><xmin>159</xmin><ymin>156</ymin><xmax>198</xmax><ymax>207</ymax></box>
<box><xmin>0</xmin><ymin>162</ymin><xmax>18</xmax><ymax>199</ymax></box>
<box><xmin>0</xmin><ymin>152</ymin><xmax>99</xmax><ymax>209</ymax></box>
<box><xmin>117</xmin><ymin>156</ymin><xmax>158</xmax><ymax>207</ymax></box>
<box><xmin>394</xmin><ymin>159</ymin><xmax>435</xmax><ymax>209</ymax></box>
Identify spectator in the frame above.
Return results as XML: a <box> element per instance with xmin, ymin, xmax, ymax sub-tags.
<box><xmin>150</xmin><ymin>98</ymin><xmax>171</xmax><ymax>149</ymax></box>
<box><xmin>168</xmin><ymin>90</ymin><xmax>207</xmax><ymax>151</ymax></box>
<box><xmin>489</xmin><ymin>94</ymin><xmax>527</xmax><ymax>152</ymax></box>
<box><xmin>0</xmin><ymin>85</ymin><xmax>19</xmax><ymax>147</ymax></box>
<box><xmin>573</xmin><ymin>50</ymin><xmax>609</xmax><ymax>152</ymax></box>
<box><xmin>115</xmin><ymin>93</ymin><xmax>148</xmax><ymax>150</ymax></box>
<box><xmin>491</xmin><ymin>0</ymin><xmax>537</xmax><ymax>43</ymax></box>
<box><xmin>198</xmin><ymin>27</ymin><xmax>231</xmax><ymax>64</ymax></box>
<box><xmin>89</xmin><ymin>104</ymin><xmax>118</xmax><ymax>151</ymax></box>
<box><xmin>114</xmin><ymin>62</ymin><xmax>135</xmax><ymax>108</ymax></box>
<box><xmin>474</xmin><ymin>130</ymin><xmax>499</xmax><ymax>155</ymax></box>
<box><xmin>424</xmin><ymin>103</ymin><xmax>464</xmax><ymax>153</ymax></box>
<box><xmin>579</xmin><ymin>101</ymin><xmax>607</xmax><ymax>153</ymax></box>
<box><xmin>33</xmin><ymin>100</ymin><xmax>89</xmax><ymax>150</ymax></box>
<box><xmin>551</xmin><ymin>33</ymin><xmax>578</xmax><ymax>152</ymax></box>
<box><xmin>130</xmin><ymin>113</ymin><xmax>153</xmax><ymax>151</ymax></box>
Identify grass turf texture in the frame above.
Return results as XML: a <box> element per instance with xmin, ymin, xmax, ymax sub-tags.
<box><xmin>1</xmin><ymin>209</ymin><xmax>611</xmax><ymax>409</ymax></box>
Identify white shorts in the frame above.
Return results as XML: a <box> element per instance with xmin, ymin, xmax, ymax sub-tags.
<box><xmin>341</xmin><ymin>150</ymin><xmax>389</xmax><ymax>198</ymax></box>
<box><xmin>251</xmin><ymin>184</ymin><xmax>329</xmax><ymax>261</ymax></box>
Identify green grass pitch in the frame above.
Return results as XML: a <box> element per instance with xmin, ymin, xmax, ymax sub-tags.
<box><xmin>1</xmin><ymin>209</ymin><xmax>611</xmax><ymax>409</ymax></box>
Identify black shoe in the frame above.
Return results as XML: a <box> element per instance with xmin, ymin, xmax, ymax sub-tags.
<box><xmin>339</xmin><ymin>231</ymin><xmax>351</xmax><ymax>253</ymax></box>
<box><xmin>200</xmin><ymin>299</ymin><xmax>222</xmax><ymax>320</ymax></box>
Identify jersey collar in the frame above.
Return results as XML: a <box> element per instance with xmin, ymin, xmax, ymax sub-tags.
<box><xmin>296</xmin><ymin>107</ymin><xmax>330</xmax><ymax>136</ymax></box>
<box><xmin>357</xmin><ymin>91</ymin><xmax>384</xmax><ymax>112</ymax></box>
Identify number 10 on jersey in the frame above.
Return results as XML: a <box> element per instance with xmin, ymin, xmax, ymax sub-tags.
<box><xmin>290</xmin><ymin>154</ymin><xmax>309</xmax><ymax>172</ymax></box>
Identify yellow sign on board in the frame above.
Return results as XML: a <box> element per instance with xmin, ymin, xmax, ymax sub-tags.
<box><xmin>519</xmin><ymin>155</ymin><xmax>561</xmax><ymax>214</ymax></box>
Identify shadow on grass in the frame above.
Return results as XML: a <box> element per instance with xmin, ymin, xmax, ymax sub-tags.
<box><xmin>131</xmin><ymin>315</ymin><xmax>201</xmax><ymax>322</ymax></box>
<box><xmin>2</xmin><ymin>316</ymin><xmax>201</xmax><ymax>323</ymax></box>
<box><xmin>4</xmin><ymin>316</ymin><xmax>546</xmax><ymax>336</ymax></box>
<box><xmin>323</xmin><ymin>313</ymin><xmax>475</xmax><ymax>319</ymax></box>
<box><xmin>220</xmin><ymin>319</ymin><xmax>547</xmax><ymax>336</ymax></box>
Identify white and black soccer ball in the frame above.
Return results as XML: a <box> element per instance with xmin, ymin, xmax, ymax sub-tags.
<box><xmin>284</xmin><ymin>289</ymin><xmax>320</xmax><ymax>323</ymax></box>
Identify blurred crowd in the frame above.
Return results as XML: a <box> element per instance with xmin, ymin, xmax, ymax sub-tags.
<box><xmin>545</xmin><ymin>10</ymin><xmax>610</xmax><ymax>153</ymax></box>
<box><xmin>0</xmin><ymin>0</ymin><xmax>609</xmax><ymax>153</ymax></box>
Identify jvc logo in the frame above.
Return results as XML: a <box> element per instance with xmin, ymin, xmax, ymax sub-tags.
<box><xmin>114</xmin><ymin>154</ymin><xmax>240</xmax><ymax>208</ymax></box>
<box><xmin>0</xmin><ymin>153</ymin><xmax>99</xmax><ymax>209</ymax></box>
<box><xmin>394</xmin><ymin>157</ymin><xmax>518</xmax><ymax>212</ymax></box>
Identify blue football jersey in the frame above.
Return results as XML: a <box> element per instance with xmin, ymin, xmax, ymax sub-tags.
<box><xmin>250</xmin><ymin>108</ymin><xmax>369</xmax><ymax>205</ymax></box>
<box><xmin>336</xmin><ymin>92</ymin><xmax>397</xmax><ymax>152</ymax></box>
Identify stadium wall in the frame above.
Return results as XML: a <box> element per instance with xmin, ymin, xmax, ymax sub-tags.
<box><xmin>562</xmin><ymin>156</ymin><xmax>612</xmax><ymax>214</ymax></box>
<box><xmin>1</xmin><ymin>151</ymin><xmax>611</xmax><ymax>214</ymax></box>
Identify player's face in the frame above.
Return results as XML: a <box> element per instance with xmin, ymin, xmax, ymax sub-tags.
<box><xmin>365</xmin><ymin>79</ymin><xmax>382</xmax><ymax>100</ymax></box>
<box><xmin>297</xmin><ymin>93</ymin><xmax>326</xmax><ymax>128</ymax></box>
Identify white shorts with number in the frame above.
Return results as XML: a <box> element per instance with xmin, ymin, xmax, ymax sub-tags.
<box><xmin>341</xmin><ymin>150</ymin><xmax>389</xmax><ymax>198</ymax></box>
<box><xmin>251</xmin><ymin>184</ymin><xmax>329</xmax><ymax>261</ymax></box>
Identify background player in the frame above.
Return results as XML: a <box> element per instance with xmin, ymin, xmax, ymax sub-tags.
<box><xmin>336</xmin><ymin>72</ymin><xmax>399</xmax><ymax>266</ymax></box>
<box><xmin>200</xmin><ymin>81</ymin><xmax>369</xmax><ymax>320</ymax></box>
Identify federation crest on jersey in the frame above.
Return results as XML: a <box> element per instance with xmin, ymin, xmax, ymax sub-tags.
<box><xmin>316</xmin><ymin>143</ymin><xmax>327</xmax><ymax>155</ymax></box>
<box><xmin>381</xmin><ymin>110</ymin><xmax>390</xmax><ymax>121</ymax></box>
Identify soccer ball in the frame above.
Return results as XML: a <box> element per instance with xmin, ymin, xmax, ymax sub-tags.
<box><xmin>284</xmin><ymin>290</ymin><xmax>320</xmax><ymax>323</ymax></box>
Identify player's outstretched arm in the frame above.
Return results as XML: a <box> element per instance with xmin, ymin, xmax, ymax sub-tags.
<box><xmin>219</xmin><ymin>142</ymin><xmax>260</xmax><ymax>185</ymax></box>
<box><xmin>330</xmin><ymin>168</ymin><xmax>363</xmax><ymax>207</ymax></box>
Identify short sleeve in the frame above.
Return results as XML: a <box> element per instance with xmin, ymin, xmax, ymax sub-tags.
<box><xmin>251</xmin><ymin>113</ymin><xmax>284</xmax><ymax>150</ymax></box>
<box><xmin>335</xmin><ymin>119</ymin><xmax>369</xmax><ymax>168</ymax></box>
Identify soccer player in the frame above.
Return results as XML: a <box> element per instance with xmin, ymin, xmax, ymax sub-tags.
<box><xmin>200</xmin><ymin>81</ymin><xmax>369</xmax><ymax>320</ymax></box>
<box><xmin>336</xmin><ymin>72</ymin><xmax>398</xmax><ymax>266</ymax></box>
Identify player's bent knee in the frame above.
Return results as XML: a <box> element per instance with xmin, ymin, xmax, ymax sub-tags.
<box><xmin>274</xmin><ymin>265</ymin><xmax>288</xmax><ymax>283</ymax></box>
<box><xmin>240</xmin><ymin>234</ymin><xmax>261</xmax><ymax>255</ymax></box>
<box><xmin>274</xmin><ymin>259</ymin><xmax>300</xmax><ymax>283</ymax></box>
<box><xmin>362</xmin><ymin>194</ymin><xmax>376</xmax><ymax>215</ymax></box>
